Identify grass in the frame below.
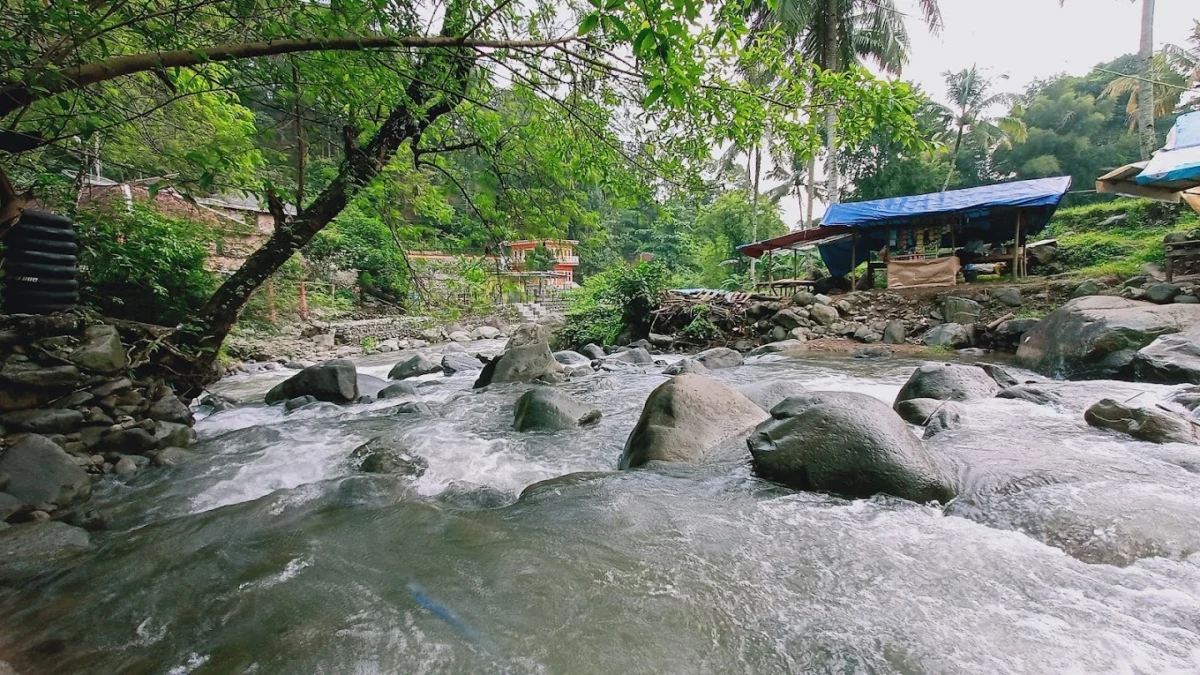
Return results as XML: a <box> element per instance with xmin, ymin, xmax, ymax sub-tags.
<box><xmin>1046</xmin><ymin>200</ymin><xmax>1199</xmax><ymax>279</ymax></box>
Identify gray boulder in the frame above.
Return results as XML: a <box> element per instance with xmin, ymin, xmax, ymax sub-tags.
<box><xmin>473</xmin><ymin>341</ymin><xmax>564</xmax><ymax>388</ymax></box>
<box><xmin>394</xmin><ymin>401</ymin><xmax>435</xmax><ymax>415</ymax></box>
<box><xmin>441</xmin><ymin>352</ymin><xmax>483</xmax><ymax>375</ymax></box>
<box><xmin>153</xmin><ymin>447</ymin><xmax>195</xmax><ymax>467</ymax></box>
<box><xmin>513</xmin><ymin>387</ymin><xmax>602</xmax><ymax>431</ymax></box>
<box><xmin>995</xmin><ymin>318</ymin><xmax>1039</xmax><ymax>340</ymax></box>
<box><xmin>0</xmin><ymin>434</ymin><xmax>91</xmax><ymax>507</ymax></box>
<box><xmin>285</xmin><ymin>395</ymin><xmax>317</xmax><ymax>411</ymax></box>
<box><xmin>942</xmin><ymin>297</ymin><xmax>982</xmax><ymax>324</ymax></box>
<box><xmin>471</xmin><ymin>325</ymin><xmax>502</xmax><ymax>340</ymax></box>
<box><xmin>580</xmin><ymin>343</ymin><xmax>606</xmax><ymax>360</ymax></box>
<box><xmin>738</xmin><ymin>380</ymin><xmax>809</xmax><ymax>412</ymax></box>
<box><xmin>997</xmin><ymin>384</ymin><xmax>1062</xmax><ymax>406</ymax></box>
<box><xmin>1085</xmin><ymin>398</ymin><xmax>1198</xmax><ymax>444</ymax></box>
<box><xmin>663</xmin><ymin>359</ymin><xmax>709</xmax><ymax>376</ymax></box>
<box><xmin>1131</xmin><ymin>327</ymin><xmax>1200</xmax><ymax>384</ymax></box>
<box><xmin>265</xmin><ymin>359</ymin><xmax>358</xmax><ymax>404</ymax></box>
<box><xmin>748</xmin><ymin>391</ymin><xmax>955</xmax><ymax>503</ymax></box>
<box><xmin>1016</xmin><ymin>296</ymin><xmax>1200</xmax><ymax>379</ymax></box>
<box><xmin>882</xmin><ymin>321</ymin><xmax>906</xmax><ymax>344</ymax></box>
<box><xmin>978</xmin><ymin>363</ymin><xmax>1020</xmax><ymax>389</ymax></box>
<box><xmin>648</xmin><ymin>333</ymin><xmax>675</xmax><ymax>348</ymax></box>
<box><xmin>991</xmin><ymin>287</ymin><xmax>1023</xmax><ymax>307</ymax></box>
<box><xmin>0</xmin><ymin>408</ymin><xmax>83</xmax><ymax>434</ymax></box>
<box><xmin>356</xmin><ymin>374</ymin><xmax>388</xmax><ymax>398</ymax></box>
<box><xmin>68</xmin><ymin>324</ymin><xmax>128</xmax><ymax>374</ymax></box>
<box><xmin>772</xmin><ymin>309</ymin><xmax>804</xmax><ymax>330</ymax></box>
<box><xmin>0</xmin><ymin>362</ymin><xmax>80</xmax><ymax>389</ymax></box>
<box><xmin>388</xmin><ymin>353</ymin><xmax>441</xmax><ymax>380</ymax></box>
<box><xmin>377</xmin><ymin>381</ymin><xmax>419</xmax><ymax>399</ymax></box>
<box><xmin>694</xmin><ymin>347</ymin><xmax>744</xmax><ymax>370</ymax></box>
<box><xmin>608</xmin><ymin>348</ymin><xmax>654</xmax><ymax>365</ymax></box>
<box><xmin>894</xmin><ymin>363</ymin><xmax>1000</xmax><ymax>408</ymax></box>
<box><xmin>749</xmin><ymin>340</ymin><xmax>804</xmax><ymax>357</ymax></box>
<box><xmin>507</xmin><ymin>323</ymin><xmax>551</xmax><ymax>350</ymax></box>
<box><xmin>809</xmin><ymin>304</ymin><xmax>839</xmax><ymax>326</ymax></box>
<box><xmin>895</xmin><ymin>398</ymin><xmax>956</xmax><ymax>426</ymax></box>
<box><xmin>619</xmin><ymin>374</ymin><xmax>768</xmax><ymax>468</ymax></box>
<box><xmin>924</xmin><ymin>323</ymin><xmax>972</xmax><ymax>348</ymax></box>
<box><xmin>852</xmin><ymin>345</ymin><xmax>891</xmax><ymax>359</ymax></box>
<box><xmin>922</xmin><ymin>404</ymin><xmax>962</xmax><ymax>439</ymax></box>
<box><xmin>147</xmin><ymin>394</ymin><xmax>192</xmax><ymax>424</ymax></box>
<box><xmin>1144</xmin><ymin>283</ymin><xmax>1182</xmax><ymax>304</ymax></box>
<box><xmin>553</xmin><ymin>350</ymin><xmax>592</xmax><ymax>367</ymax></box>
<box><xmin>154</xmin><ymin>421</ymin><xmax>196</xmax><ymax>447</ymax></box>
<box><xmin>350</xmin><ymin>436</ymin><xmax>428</xmax><ymax>476</ymax></box>
<box><xmin>1072</xmin><ymin>279</ymin><xmax>1102</xmax><ymax>298</ymax></box>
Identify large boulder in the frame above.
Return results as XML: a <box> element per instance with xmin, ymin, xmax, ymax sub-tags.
<box><xmin>147</xmin><ymin>394</ymin><xmax>193</xmax><ymax>424</ymax></box>
<box><xmin>749</xmin><ymin>340</ymin><xmax>804</xmax><ymax>357</ymax></box>
<box><xmin>923</xmin><ymin>323</ymin><xmax>972</xmax><ymax>348</ymax></box>
<box><xmin>991</xmin><ymin>287</ymin><xmax>1023</xmax><ymax>307</ymax></box>
<box><xmin>894</xmin><ymin>398</ymin><xmax>956</xmax><ymax>425</ymax></box>
<box><xmin>0</xmin><ymin>522</ymin><xmax>90</xmax><ymax>575</ymax></box>
<box><xmin>356</xmin><ymin>374</ymin><xmax>388</xmax><ymax>398</ymax></box>
<box><xmin>441</xmin><ymin>352</ymin><xmax>483</xmax><ymax>375</ymax></box>
<box><xmin>265</xmin><ymin>359</ymin><xmax>358</xmax><ymax>404</ymax></box>
<box><xmin>388</xmin><ymin>353</ymin><xmax>441</xmax><ymax>380</ymax></box>
<box><xmin>506</xmin><ymin>323</ymin><xmax>551</xmax><ymax>350</ymax></box>
<box><xmin>809</xmin><ymin>304</ymin><xmax>839</xmax><ymax>326</ymax></box>
<box><xmin>608</xmin><ymin>348</ymin><xmax>654</xmax><ymax>365</ymax></box>
<box><xmin>1130</xmin><ymin>327</ymin><xmax>1200</xmax><ymax>384</ymax></box>
<box><xmin>663</xmin><ymin>359</ymin><xmax>709</xmax><ymax>376</ymax></box>
<box><xmin>942</xmin><ymin>297</ymin><xmax>982</xmax><ymax>324</ymax></box>
<box><xmin>473</xmin><ymin>342</ymin><xmax>564</xmax><ymax>388</ymax></box>
<box><xmin>1084</xmin><ymin>398</ymin><xmax>1198</xmax><ymax>444</ymax></box>
<box><xmin>349</xmin><ymin>436</ymin><xmax>428</xmax><ymax>476</ymax></box>
<box><xmin>0</xmin><ymin>408</ymin><xmax>84</xmax><ymax>434</ymax></box>
<box><xmin>619</xmin><ymin>374</ymin><xmax>768</xmax><ymax>469</ymax></box>
<box><xmin>0</xmin><ymin>434</ymin><xmax>91</xmax><ymax>507</ymax></box>
<box><xmin>513</xmin><ymin>387</ymin><xmax>602</xmax><ymax>431</ymax></box>
<box><xmin>1016</xmin><ymin>296</ymin><xmax>1200</xmax><ymax>379</ymax></box>
<box><xmin>377</xmin><ymin>381</ymin><xmax>419</xmax><ymax>399</ymax></box>
<box><xmin>68</xmin><ymin>324</ymin><xmax>128</xmax><ymax>374</ymax></box>
<box><xmin>553</xmin><ymin>350</ymin><xmax>592</xmax><ymax>367</ymax></box>
<box><xmin>893</xmin><ymin>363</ymin><xmax>1000</xmax><ymax>408</ymax></box>
<box><xmin>1144</xmin><ymin>282</ymin><xmax>1182</xmax><ymax>304</ymax></box>
<box><xmin>882</xmin><ymin>321</ymin><xmax>906</xmax><ymax>345</ymax></box>
<box><xmin>737</xmin><ymin>380</ymin><xmax>809</xmax><ymax>412</ymax></box>
<box><xmin>748</xmin><ymin>391</ymin><xmax>955</xmax><ymax>503</ymax></box>
<box><xmin>580</xmin><ymin>343</ymin><xmax>606</xmax><ymax>360</ymax></box>
<box><xmin>694</xmin><ymin>347</ymin><xmax>744</xmax><ymax>370</ymax></box>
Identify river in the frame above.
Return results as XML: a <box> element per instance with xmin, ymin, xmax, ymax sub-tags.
<box><xmin>3</xmin><ymin>345</ymin><xmax>1200</xmax><ymax>674</ymax></box>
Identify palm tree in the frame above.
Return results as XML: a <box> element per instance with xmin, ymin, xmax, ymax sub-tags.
<box><xmin>1059</xmin><ymin>0</ymin><xmax>1157</xmax><ymax>157</ymax></box>
<box><xmin>1103</xmin><ymin>54</ymin><xmax>1192</xmax><ymax>128</ymax></box>
<box><xmin>939</xmin><ymin>66</ymin><xmax>1027</xmax><ymax>191</ymax></box>
<box><xmin>751</xmin><ymin>0</ymin><xmax>942</xmax><ymax>204</ymax></box>
<box><xmin>765</xmin><ymin>150</ymin><xmax>824</xmax><ymax>229</ymax></box>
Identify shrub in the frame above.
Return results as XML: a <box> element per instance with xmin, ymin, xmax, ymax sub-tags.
<box><xmin>557</xmin><ymin>261</ymin><xmax>671</xmax><ymax>347</ymax></box>
<box><xmin>681</xmin><ymin>304</ymin><xmax>721</xmax><ymax>341</ymax></box>
<box><xmin>361</xmin><ymin>336</ymin><xmax>378</xmax><ymax>353</ymax></box>
<box><xmin>75</xmin><ymin>204</ymin><xmax>217</xmax><ymax>325</ymax></box>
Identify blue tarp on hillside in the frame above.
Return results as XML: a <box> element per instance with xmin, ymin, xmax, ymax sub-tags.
<box><xmin>1137</xmin><ymin>112</ymin><xmax>1200</xmax><ymax>186</ymax></box>
<box><xmin>816</xmin><ymin>176</ymin><xmax>1073</xmax><ymax>277</ymax></box>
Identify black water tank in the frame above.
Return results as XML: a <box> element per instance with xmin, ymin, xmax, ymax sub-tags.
<box><xmin>3</xmin><ymin>210</ymin><xmax>80</xmax><ymax>314</ymax></box>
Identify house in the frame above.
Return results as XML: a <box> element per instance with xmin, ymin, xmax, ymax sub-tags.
<box><xmin>505</xmin><ymin>240</ymin><xmax>579</xmax><ymax>288</ymax></box>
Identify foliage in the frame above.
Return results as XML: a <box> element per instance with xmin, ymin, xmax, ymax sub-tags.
<box><xmin>361</xmin><ymin>336</ymin><xmax>378</xmax><ymax>353</ymax></box>
<box><xmin>681</xmin><ymin>304</ymin><xmax>721</xmax><ymax>341</ymax></box>
<box><xmin>1046</xmin><ymin>200</ymin><xmax>1199</xmax><ymax>278</ymax></box>
<box><xmin>75</xmin><ymin>204</ymin><xmax>218</xmax><ymax>324</ymax></box>
<box><xmin>526</xmin><ymin>244</ymin><xmax>556</xmax><ymax>272</ymax></box>
<box><xmin>558</xmin><ymin>261</ymin><xmax>672</xmax><ymax>347</ymax></box>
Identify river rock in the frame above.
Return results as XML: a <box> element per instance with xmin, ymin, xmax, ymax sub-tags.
<box><xmin>894</xmin><ymin>363</ymin><xmax>1000</xmax><ymax>408</ymax></box>
<box><xmin>738</xmin><ymin>380</ymin><xmax>809</xmax><ymax>412</ymax></box>
<box><xmin>0</xmin><ymin>408</ymin><xmax>83</xmax><ymax>434</ymax></box>
<box><xmin>663</xmin><ymin>359</ymin><xmax>709</xmax><ymax>376</ymax></box>
<box><xmin>101</xmin><ymin>426</ymin><xmax>159</xmax><ymax>454</ymax></box>
<box><xmin>608</xmin><ymin>348</ymin><xmax>654</xmax><ymax>365</ymax></box>
<box><xmin>852</xmin><ymin>345</ymin><xmax>891</xmax><ymax>359</ymax></box>
<box><xmin>942</xmin><ymin>297</ymin><xmax>981</xmax><ymax>324</ymax></box>
<box><xmin>438</xmin><ymin>481</ymin><xmax>514</xmax><ymax>509</ymax></box>
<box><xmin>441</xmin><ymin>352</ymin><xmax>483</xmax><ymax>375</ymax></box>
<box><xmin>1130</xmin><ymin>327</ymin><xmax>1200</xmax><ymax>384</ymax></box>
<box><xmin>0</xmin><ymin>362</ymin><xmax>81</xmax><ymax>389</ymax></box>
<box><xmin>895</xmin><ymin>398</ymin><xmax>954</xmax><ymax>425</ymax></box>
<box><xmin>1084</xmin><ymin>398</ymin><xmax>1198</xmax><ymax>444</ymax></box>
<box><xmin>1144</xmin><ymin>283</ymin><xmax>1182</xmax><ymax>304</ymax></box>
<box><xmin>647</xmin><ymin>333</ymin><xmax>674</xmax><ymax>349</ymax></box>
<box><xmin>265</xmin><ymin>359</ymin><xmax>359</xmax><ymax>404</ymax></box>
<box><xmin>1071</xmin><ymin>279</ymin><xmax>1102</xmax><ymax>298</ymax></box>
<box><xmin>394</xmin><ymin>401</ymin><xmax>435</xmax><ymax>415</ymax></box>
<box><xmin>377</xmin><ymin>381</ymin><xmax>419</xmax><ymax>399</ymax></box>
<box><xmin>68</xmin><ymin>324</ymin><xmax>128</xmax><ymax>374</ymax></box>
<box><xmin>995</xmin><ymin>318</ymin><xmax>1039</xmax><ymax>340</ymax></box>
<box><xmin>285</xmin><ymin>395</ymin><xmax>316</xmax><ymax>411</ymax></box>
<box><xmin>114</xmin><ymin>456</ymin><xmax>139</xmax><ymax>477</ymax></box>
<box><xmin>997</xmin><ymin>384</ymin><xmax>1062</xmax><ymax>406</ymax></box>
<box><xmin>507</xmin><ymin>323</ymin><xmax>551</xmax><ymax>350</ymax></box>
<box><xmin>748</xmin><ymin>391</ymin><xmax>955</xmax><ymax>503</ymax></box>
<box><xmin>580</xmin><ymin>343</ymin><xmax>606</xmax><ymax>360</ymax></box>
<box><xmin>749</xmin><ymin>340</ymin><xmax>804</xmax><ymax>357</ymax></box>
<box><xmin>619</xmin><ymin>374</ymin><xmax>768</xmax><ymax>469</ymax></box>
<box><xmin>922</xmin><ymin>404</ymin><xmax>963</xmax><ymax>439</ymax></box>
<box><xmin>153</xmin><ymin>446</ymin><xmax>195</xmax><ymax>467</ymax></box>
<box><xmin>0</xmin><ymin>521</ymin><xmax>90</xmax><ymax>573</ymax></box>
<box><xmin>474</xmin><ymin>341</ymin><xmax>564</xmax><ymax>387</ymax></box>
<box><xmin>694</xmin><ymin>347</ymin><xmax>744</xmax><ymax>370</ymax></box>
<box><xmin>471</xmin><ymin>325</ymin><xmax>501</xmax><ymax>340</ymax></box>
<box><xmin>809</xmin><ymin>304</ymin><xmax>839</xmax><ymax>326</ymax></box>
<box><xmin>991</xmin><ymin>287</ymin><xmax>1023</xmax><ymax>307</ymax></box>
<box><xmin>1016</xmin><ymin>296</ymin><xmax>1200</xmax><ymax>379</ymax></box>
<box><xmin>882</xmin><ymin>320</ymin><xmax>906</xmax><ymax>344</ymax></box>
<box><xmin>147</xmin><ymin>394</ymin><xmax>192</xmax><ymax>424</ymax></box>
<box><xmin>350</xmin><ymin>437</ymin><xmax>428</xmax><ymax>477</ymax></box>
<box><xmin>513</xmin><ymin>387</ymin><xmax>602</xmax><ymax>431</ymax></box>
<box><xmin>554</xmin><ymin>350</ymin><xmax>592</xmax><ymax>367</ymax></box>
<box><xmin>0</xmin><ymin>434</ymin><xmax>91</xmax><ymax>507</ymax></box>
<box><xmin>924</xmin><ymin>323</ymin><xmax>972</xmax><ymax>348</ymax></box>
<box><xmin>388</xmin><ymin>353</ymin><xmax>441</xmax><ymax>380</ymax></box>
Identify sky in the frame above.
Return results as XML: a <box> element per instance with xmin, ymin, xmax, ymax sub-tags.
<box><xmin>773</xmin><ymin>0</ymin><xmax>1199</xmax><ymax>228</ymax></box>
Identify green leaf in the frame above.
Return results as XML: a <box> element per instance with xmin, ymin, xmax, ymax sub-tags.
<box><xmin>633</xmin><ymin>28</ymin><xmax>655</xmax><ymax>54</ymax></box>
<box><xmin>579</xmin><ymin>12</ymin><xmax>600</xmax><ymax>35</ymax></box>
<box><xmin>643</xmin><ymin>85</ymin><xmax>665</xmax><ymax>107</ymax></box>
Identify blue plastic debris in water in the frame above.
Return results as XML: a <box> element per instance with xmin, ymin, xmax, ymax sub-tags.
<box><xmin>407</xmin><ymin>582</ymin><xmax>500</xmax><ymax>654</ymax></box>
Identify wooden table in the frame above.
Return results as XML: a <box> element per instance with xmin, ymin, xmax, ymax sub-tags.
<box><xmin>756</xmin><ymin>279</ymin><xmax>815</xmax><ymax>296</ymax></box>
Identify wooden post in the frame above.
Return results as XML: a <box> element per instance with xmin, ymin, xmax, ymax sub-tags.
<box><xmin>850</xmin><ymin>232</ymin><xmax>857</xmax><ymax>289</ymax></box>
<box><xmin>266</xmin><ymin>278</ymin><xmax>278</xmax><ymax>324</ymax></box>
<box><xmin>792</xmin><ymin>249</ymin><xmax>798</xmax><ymax>281</ymax></box>
<box><xmin>1013</xmin><ymin>212</ymin><xmax>1022</xmax><ymax>282</ymax></box>
<box><xmin>298</xmin><ymin>280</ymin><xmax>308</xmax><ymax>321</ymax></box>
<box><xmin>767</xmin><ymin>249</ymin><xmax>774</xmax><ymax>294</ymax></box>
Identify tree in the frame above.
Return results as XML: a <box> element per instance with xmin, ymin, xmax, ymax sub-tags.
<box><xmin>938</xmin><ymin>66</ymin><xmax>1027</xmax><ymax>190</ymax></box>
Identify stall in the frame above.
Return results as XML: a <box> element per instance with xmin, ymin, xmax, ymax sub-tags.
<box><xmin>737</xmin><ymin>226</ymin><xmax>853</xmax><ymax>295</ymax></box>
<box><xmin>815</xmin><ymin>176</ymin><xmax>1073</xmax><ymax>289</ymax></box>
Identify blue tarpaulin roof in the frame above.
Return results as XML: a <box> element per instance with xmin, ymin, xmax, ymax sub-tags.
<box><xmin>821</xmin><ymin>176</ymin><xmax>1073</xmax><ymax>228</ymax></box>
<box><xmin>1137</xmin><ymin>112</ymin><xmax>1200</xmax><ymax>187</ymax></box>
<box><xmin>815</xmin><ymin>176</ymin><xmax>1073</xmax><ymax>277</ymax></box>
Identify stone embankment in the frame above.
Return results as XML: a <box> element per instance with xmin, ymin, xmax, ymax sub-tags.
<box><xmin>0</xmin><ymin>312</ymin><xmax>197</xmax><ymax>529</ymax></box>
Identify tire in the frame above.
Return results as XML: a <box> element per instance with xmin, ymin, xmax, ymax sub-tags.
<box><xmin>6</xmin><ymin>278</ymin><xmax>79</xmax><ymax>292</ymax></box>
<box><xmin>8</xmin><ymin>223</ymin><xmax>76</xmax><ymax>241</ymax></box>
<box><xmin>5</xmin><ymin>250</ymin><xmax>78</xmax><ymax>266</ymax></box>
<box><xmin>3</xmin><ymin>262</ymin><xmax>79</xmax><ymax>279</ymax></box>
<box><xmin>18</xmin><ymin>210</ymin><xmax>74</xmax><ymax>229</ymax></box>
<box><xmin>7</xmin><ymin>235</ymin><xmax>78</xmax><ymax>255</ymax></box>
<box><xmin>6</xmin><ymin>302</ymin><xmax>75</xmax><ymax>315</ymax></box>
<box><xmin>6</xmin><ymin>288</ymin><xmax>79</xmax><ymax>305</ymax></box>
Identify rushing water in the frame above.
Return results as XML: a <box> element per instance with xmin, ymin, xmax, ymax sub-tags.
<box><xmin>5</xmin><ymin>345</ymin><xmax>1200</xmax><ymax>674</ymax></box>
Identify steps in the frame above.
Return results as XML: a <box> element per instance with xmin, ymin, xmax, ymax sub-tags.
<box><xmin>513</xmin><ymin>301</ymin><xmax>563</xmax><ymax>325</ymax></box>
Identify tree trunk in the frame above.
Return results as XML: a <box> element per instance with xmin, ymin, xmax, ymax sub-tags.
<box><xmin>823</xmin><ymin>0</ymin><xmax>841</xmax><ymax>205</ymax></box>
<box><xmin>1136</xmin><ymin>0</ymin><xmax>1157</xmax><ymax>158</ymax></box>
<box><xmin>749</xmin><ymin>144</ymin><xmax>762</xmax><ymax>287</ymax></box>
<box><xmin>173</xmin><ymin>6</ymin><xmax>474</xmax><ymax>398</ymax></box>
<box><xmin>943</xmin><ymin>122</ymin><xmax>966</xmax><ymax>191</ymax></box>
<box><xmin>805</xmin><ymin>155</ymin><xmax>816</xmax><ymax>229</ymax></box>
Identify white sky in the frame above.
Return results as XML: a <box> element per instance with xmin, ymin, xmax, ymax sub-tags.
<box><xmin>772</xmin><ymin>0</ymin><xmax>1199</xmax><ymax>228</ymax></box>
